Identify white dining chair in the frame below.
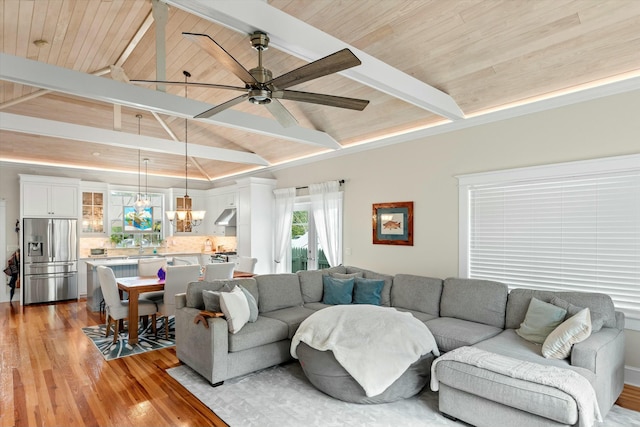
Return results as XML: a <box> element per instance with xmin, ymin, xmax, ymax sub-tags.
<box><xmin>137</xmin><ymin>257</ymin><xmax>167</xmax><ymax>276</ymax></box>
<box><xmin>236</xmin><ymin>257</ymin><xmax>258</xmax><ymax>274</ymax></box>
<box><xmin>172</xmin><ymin>256</ymin><xmax>201</xmax><ymax>266</ymax></box>
<box><xmin>204</xmin><ymin>262</ymin><xmax>235</xmax><ymax>281</ymax></box>
<box><xmin>157</xmin><ymin>264</ymin><xmax>202</xmax><ymax>338</ymax></box>
<box><xmin>97</xmin><ymin>265</ymin><xmax>158</xmax><ymax>343</ymax></box>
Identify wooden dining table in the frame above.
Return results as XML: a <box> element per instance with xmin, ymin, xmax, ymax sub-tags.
<box><xmin>116</xmin><ymin>270</ymin><xmax>256</xmax><ymax>345</ymax></box>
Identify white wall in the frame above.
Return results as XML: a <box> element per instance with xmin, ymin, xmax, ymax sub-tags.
<box><xmin>272</xmin><ymin>89</ymin><xmax>640</xmax><ymax>382</ymax></box>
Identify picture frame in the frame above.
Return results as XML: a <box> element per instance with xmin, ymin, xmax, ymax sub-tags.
<box><xmin>124</xmin><ymin>206</ymin><xmax>153</xmax><ymax>231</ymax></box>
<box><xmin>372</xmin><ymin>201</ymin><xmax>414</xmax><ymax>246</ymax></box>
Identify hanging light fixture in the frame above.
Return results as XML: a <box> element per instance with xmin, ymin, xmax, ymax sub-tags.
<box><xmin>133</xmin><ymin>114</ymin><xmax>150</xmax><ymax>213</ymax></box>
<box><xmin>166</xmin><ymin>71</ymin><xmax>206</xmax><ymax>228</ymax></box>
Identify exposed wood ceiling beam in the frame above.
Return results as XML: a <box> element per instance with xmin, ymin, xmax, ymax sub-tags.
<box><xmin>0</xmin><ymin>54</ymin><xmax>341</xmax><ymax>149</ymax></box>
<box><xmin>165</xmin><ymin>0</ymin><xmax>465</xmax><ymax>121</ymax></box>
<box><xmin>0</xmin><ymin>112</ymin><xmax>269</xmax><ymax>166</ymax></box>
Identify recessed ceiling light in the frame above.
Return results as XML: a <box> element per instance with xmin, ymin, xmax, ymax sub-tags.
<box><xmin>92</xmin><ymin>152</ymin><xmax>100</xmax><ymax>156</ymax></box>
<box><xmin>33</xmin><ymin>39</ymin><xmax>48</xmax><ymax>47</ymax></box>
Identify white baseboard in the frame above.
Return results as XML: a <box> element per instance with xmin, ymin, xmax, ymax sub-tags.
<box><xmin>625</xmin><ymin>365</ymin><xmax>640</xmax><ymax>387</ymax></box>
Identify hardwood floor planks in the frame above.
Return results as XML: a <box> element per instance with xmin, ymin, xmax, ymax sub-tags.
<box><xmin>1</xmin><ymin>299</ymin><xmax>638</xmax><ymax>426</ymax></box>
<box><xmin>0</xmin><ymin>300</ymin><xmax>226</xmax><ymax>427</ymax></box>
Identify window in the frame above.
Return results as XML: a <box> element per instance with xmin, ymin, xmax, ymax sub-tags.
<box><xmin>109</xmin><ymin>191</ymin><xmax>165</xmax><ymax>247</ymax></box>
<box><xmin>290</xmin><ymin>203</ymin><xmax>330</xmax><ymax>272</ymax></box>
<box><xmin>458</xmin><ymin>154</ymin><xmax>640</xmax><ymax>329</ymax></box>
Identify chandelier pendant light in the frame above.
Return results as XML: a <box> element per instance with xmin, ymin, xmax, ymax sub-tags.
<box><xmin>166</xmin><ymin>71</ymin><xmax>206</xmax><ymax>228</ymax></box>
<box><xmin>133</xmin><ymin>114</ymin><xmax>150</xmax><ymax>213</ymax></box>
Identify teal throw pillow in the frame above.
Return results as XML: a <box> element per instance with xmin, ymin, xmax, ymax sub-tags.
<box><xmin>516</xmin><ymin>297</ymin><xmax>567</xmax><ymax>344</ymax></box>
<box><xmin>322</xmin><ymin>275</ymin><xmax>354</xmax><ymax>305</ymax></box>
<box><xmin>353</xmin><ymin>277</ymin><xmax>384</xmax><ymax>305</ymax></box>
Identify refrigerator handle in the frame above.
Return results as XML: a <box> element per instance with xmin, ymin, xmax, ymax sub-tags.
<box><xmin>49</xmin><ymin>220</ymin><xmax>54</xmax><ymax>261</ymax></box>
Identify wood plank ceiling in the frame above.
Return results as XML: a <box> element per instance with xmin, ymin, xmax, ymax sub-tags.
<box><xmin>1</xmin><ymin>0</ymin><xmax>639</xmax><ymax>185</ymax></box>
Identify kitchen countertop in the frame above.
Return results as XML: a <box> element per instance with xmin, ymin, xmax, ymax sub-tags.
<box><xmin>83</xmin><ymin>252</ymin><xmax>215</xmax><ymax>268</ymax></box>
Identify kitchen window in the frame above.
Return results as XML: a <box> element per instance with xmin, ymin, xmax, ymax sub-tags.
<box><xmin>108</xmin><ymin>191</ymin><xmax>165</xmax><ymax>247</ymax></box>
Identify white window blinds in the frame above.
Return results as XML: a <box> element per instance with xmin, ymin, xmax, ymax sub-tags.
<box><xmin>460</xmin><ymin>156</ymin><xmax>640</xmax><ymax>323</ymax></box>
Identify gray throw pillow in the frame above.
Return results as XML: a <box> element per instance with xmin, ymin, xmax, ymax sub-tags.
<box><xmin>238</xmin><ymin>285</ymin><xmax>259</xmax><ymax>322</ymax></box>
<box><xmin>550</xmin><ymin>296</ymin><xmax>605</xmax><ymax>333</ymax></box>
<box><xmin>202</xmin><ymin>289</ymin><xmax>223</xmax><ymax>312</ymax></box>
<box><xmin>516</xmin><ymin>297</ymin><xmax>567</xmax><ymax>344</ymax></box>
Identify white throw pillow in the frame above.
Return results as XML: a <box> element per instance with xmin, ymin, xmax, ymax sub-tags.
<box><xmin>542</xmin><ymin>308</ymin><xmax>592</xmax><ymax>359</ymax></box>
<box><xmin>219</xmin><ymin>286</ymin><xmax>251</xmax><ymax>334</ymax></box>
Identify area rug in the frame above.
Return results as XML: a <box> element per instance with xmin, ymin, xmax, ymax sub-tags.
<box><xmin>167</xmin><ymin>362</ymin><xmax>640</xmax><ymax>427</ymax></box>
<box><xmin>82</xmin><ymin>316</ymin><xmax>175</xmax><ymax>361</ymax></box>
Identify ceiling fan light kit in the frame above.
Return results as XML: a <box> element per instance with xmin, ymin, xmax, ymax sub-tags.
<box><xmin>132</xmin><ymin>30</ymin><xmax>369</xmax><ymax>128</ymax></box>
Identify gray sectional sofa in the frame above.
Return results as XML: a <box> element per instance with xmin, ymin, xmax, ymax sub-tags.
<box><xmin>174</xmin><ymin>265</ymin><xmax>625</xmax><ymax>427</ymax></box>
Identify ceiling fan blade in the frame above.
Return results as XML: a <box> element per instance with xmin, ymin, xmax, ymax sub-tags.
<box><xmin>265</xmin><ymin>100</ymin><xmax>298</xmax><ymax>128</ymax></box>
<box><xmin>194</xmin><ymin>94</ymin><xmax>249</xmax><ymax>119</ymax></box>
<box><xmin>182</xmin><ymin>32</ymin><xmax>257</xmax><ymax>85</ymax></box>
<box><xmin>273</xmin><ymin>89</ymin><xmax>369</xmax><ymax>111</ymax></box>
<box><xmin>130</xmin><ymin>79</ymin><xmax>247</xmax><ymax>92</ymax></box>
<box><xmin>268</xmin><ymin>49</ymin><xmax>361</xmax><ymax>90</ymax></box>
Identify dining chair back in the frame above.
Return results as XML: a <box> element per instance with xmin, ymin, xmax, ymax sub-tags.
<box><xmin>204</xmin><ymin>262</ymin><xmax>235</xmax><ymax>281</ymax></box>
<box><xmin>172</xmin><ymin>256</ymin><xmax>201</xmax><ymax>266</ymax></box>
<box><xmin>158</xmin><ymin>264</ymin><xmax>202</xmax><ymax>338</ymax></box>
<box><xmin>236</xmin><ymin>256</ymin><xmax>258</xmax><ymax>273</ymax></box>
<box><xmin>137</xmin><ymin>257</ymin><xmax>167</xmax><ymax>276</ymax></box>
<box><xmin>96</xmin><ymin>265</ymin><xmax>158</xmax><ymax>342</ymax></box>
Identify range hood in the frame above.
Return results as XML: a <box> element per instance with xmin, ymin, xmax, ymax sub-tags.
<box><xmin>215</xmin><ymin>208</ymin><xmax>236</xmax><ymax>226</ymax></box>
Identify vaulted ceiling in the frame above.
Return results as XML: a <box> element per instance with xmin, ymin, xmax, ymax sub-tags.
<box><xmin>1</xmin><ymin>0</ymin><xmax>639</xmax><ymax>187</ymax></box>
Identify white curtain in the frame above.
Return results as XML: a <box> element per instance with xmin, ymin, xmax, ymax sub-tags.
<box><xmin>309</xmin><ymin>180</ymin><xmax>343</xmax><ymax>267</ymax></box>
<box><xmin>273</xmin><ymin>187</ymin><xmax>296</xmax><ymax>273</ymax></box>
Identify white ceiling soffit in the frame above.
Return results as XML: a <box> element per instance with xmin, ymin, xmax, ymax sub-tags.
<box><xmin>0</xmin><ymin>112</ymin><xmax>269</xmax><ymax>166</ymax></box>
<box><xmin>165</xmin><ymin>0</ymin><xmax>465</xmax><ymax>121</ymax></box>
<box><xmin>0</xmin><ymin>53</ymin><xmax>341</xmax><ymax>149</ymax></box>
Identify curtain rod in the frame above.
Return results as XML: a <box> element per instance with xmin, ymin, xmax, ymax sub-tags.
<box><xmin>296</xmin><ymin>179</ymin><xmax>345</xmax><ymax>190</ymax></box>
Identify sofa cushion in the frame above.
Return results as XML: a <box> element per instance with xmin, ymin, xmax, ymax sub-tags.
<box><xmin>391</xmin><ymin>274</ymin><xmax>442</xmax><ymax>316</ymax></box>
<box><xmin>345</xmin><ymin>266</ymin><xmax>393</xmax><ymax>307</ymax></box>
<box><xmin>186</xmin><ymin>278</ymin><xmax>257</xmax><ymax>309</ymax></box>
<box><xmin>261</xmin><ymin>306</ymin><xmax>317</xmax><ymax>338</ymax></box>
<box><xmin>505</xmin><ymin>289</ymin><xmax>616</xmax><ymax>330</ymax></box>
<box><xmin>297</xmin><ymin>266</ymin><xmax>347</xmax><ymax>303</ymax></box>
<box><xmin>515</xmin><ymin>297</ymin><xmax>567</xmax><ymax>344</ymax></box>
<box><xmin>440</xmin><ymin>278</ymin><xmax>508</xmax><ymax>328</ymax></box>
<box><xmin>550</xmin><ymin>296</ymin><xmax>605</xmax><ymax>333</ymax></box>
<box><xmin>542</xmin><ymin>308</ymin><xmax>592</xmax><ymax>359</ymax></box>
<box><xmin>256</xmin><ymin>274</ymin><xmax>303</xmax><ymax>313</ymax></box>
<box><xmin>424</xmin><ymin>317</ymin><xmax>503</xmax><ymax>352</ymax></box>
<box><xmin>353</xmin><ymin>277</ymin><xmax>384</xmax><ymax>305</ymax></box>
<box><xmin>304</xmin><ymin>302</ymin><xmax>332</xmax><ymax>311</ymax></box>
<box><xmin>227</xmin><ymin>315</ymin><xmax>290</xmax><ymax>352</ymax></box>
<box><xmin>330</xmin><ymin>271</ymin><xmax>363</xmax><ymax>280</ymax></box>
<box><xmin>322</xmin><ymin>276</ymin><xmax>354</xmax><ymax>305</ymax></box>
<box><xmin>395</xmin><ymin>307</ymin><xmax>437</xmax><ymax>323</ymax></box>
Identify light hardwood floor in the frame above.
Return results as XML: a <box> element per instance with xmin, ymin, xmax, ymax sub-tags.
<box><xmin>1</xmin><ymin>299</ymin><xmax>638</xmax><ymax>426</ymax></box>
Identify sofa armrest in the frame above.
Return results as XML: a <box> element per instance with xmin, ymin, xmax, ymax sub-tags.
<box><xmin>175</xmin><ymin>305</ymin><xmax>229</xmax><ymax>385</ymax></box>
<box><xmin>571</xmin><ymin>326</ymin><xmax>625</xmax><ymax>414</ymax></box>
<box><xmin>175</xmin><ymin>292</ymin><xmax>186</xmax><ymax>310</ymax></box>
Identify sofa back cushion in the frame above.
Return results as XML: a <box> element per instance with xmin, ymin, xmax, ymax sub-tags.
<box><xmin>185</xmin><ymin>278</ymin><xmax>258</xmax><ymax>310</ymax></box>
<box><xmin>256</xmin><ymin>274</ymin><xmax>304</xmax><ymax>313</ymax></box>
<box><xmin>391</xmin><ymin>274</ymin><xmax>443</xmax><ymax>316</ymax></box>
<box><xmin>505</xmin><ymin>289</ymin><xmax>616</xmax><ymax>330</ymax></box>
<box><xmin>345</xmin><ymin>266</ymin><xmax>394</xmax><ymax>306</ymax></box>
<box><xmin>297</xmin><ymin>266</ymin><xmax>347</xmax><ymax>303</ymax></box>
<box><xmin>440</xmin><ymin>278</ymin><xmax>508</xmax><ymax>328</ymax></box>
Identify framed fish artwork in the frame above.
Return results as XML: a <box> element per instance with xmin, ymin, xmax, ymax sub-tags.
<box><xmin>372</xmin><ymin>201</ymin><xmax>414</xmax><ymax>246</ymax></box>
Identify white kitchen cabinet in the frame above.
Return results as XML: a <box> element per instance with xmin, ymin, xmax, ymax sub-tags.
<box><xmin>20</xmin><ymin>175</ymin><xmax>80</xmax><ymax>218</ymax></box>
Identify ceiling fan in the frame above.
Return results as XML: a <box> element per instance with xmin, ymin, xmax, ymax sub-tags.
<box><xmin>131</xmin><ymin>31</ymin><xmax>369</xmax><ymax>128</ymax></box>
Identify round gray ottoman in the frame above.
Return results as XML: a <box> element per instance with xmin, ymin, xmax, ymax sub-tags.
<box><xmin>297</xmin><ymin>341</ymin><xmax>434</xmax><ymax>404</ymax></box>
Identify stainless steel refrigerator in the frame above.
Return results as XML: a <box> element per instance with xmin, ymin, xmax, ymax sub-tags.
<box><xmin>23</xmin><ymin>218</ymin><xmax>78</xmax><ymax>305</ymax></box>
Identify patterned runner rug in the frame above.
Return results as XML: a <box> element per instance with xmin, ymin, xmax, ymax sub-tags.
<box><xmin>82</xmin><ymin>317</ymin><xmax>175</xmax><ymax>361</ymax></box>
<box><xmin>167</xmin><ymin>361</ymin><xmax>640</xmax><ymax>427</ymax></box>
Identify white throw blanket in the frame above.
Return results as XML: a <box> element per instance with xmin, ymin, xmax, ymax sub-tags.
<box><xmin>430</xmin><ymin>346</ymin><xmax>602</xmax><ymax>427</ymax></box>
<box><xmin>290</xmin><ymin>305</ymin><xmax>439</xmax><ymax>397</ymax></box>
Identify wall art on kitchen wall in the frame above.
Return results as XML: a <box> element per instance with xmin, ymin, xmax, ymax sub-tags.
<box><xmin>372</xmin><ymin>201</ymin><xmax>414</xmax><ymax>246</ymax></box>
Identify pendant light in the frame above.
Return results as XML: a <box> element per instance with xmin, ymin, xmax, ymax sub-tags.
<box><xmin>166</xmin><ymin>71</ymin><xmax>206</xmax><ymax>227</ymax></box>
<box><xmin>133</xmin><ymin>114</ymin><xmax>149</xmax><ymax>213</ymax></box>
